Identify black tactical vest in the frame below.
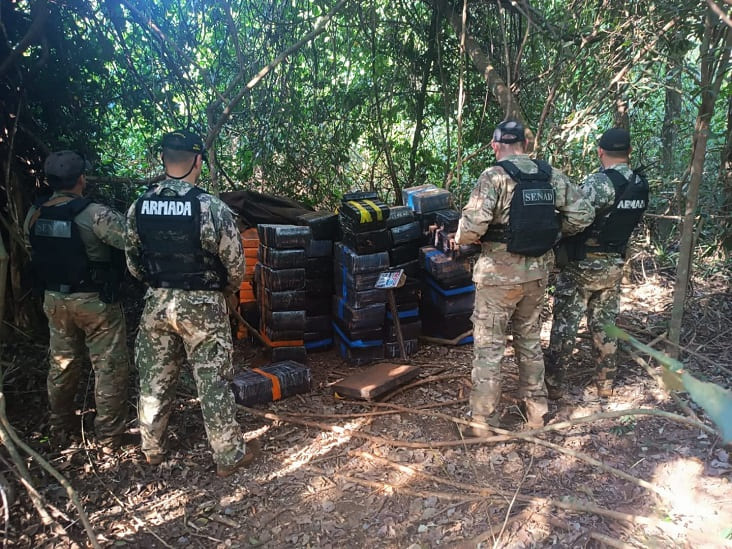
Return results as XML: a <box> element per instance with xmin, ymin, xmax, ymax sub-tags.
<box><xmin>482</xmin><ymin>159</ymin><xmax>560</xmax><ymax>257</ymax></box>
<box><xmin>29</xmin><ymin>197</ymin><xmax>101</xmax><ymax>293</ymax></box>
<box><xmin>135</xmin><ymin>186</ymin><xmax>226</xmax><ymax>290</ymax></box>
<box><xmin>585</xmin><ymin>168</ymin><xmax>648</xmax><ymax>255</ymax></box>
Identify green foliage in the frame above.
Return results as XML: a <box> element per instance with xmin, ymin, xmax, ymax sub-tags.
<box><xmin>605</xmin><ymin>324</ymin><xmax>732</xmax><ymax>443</ymax></box>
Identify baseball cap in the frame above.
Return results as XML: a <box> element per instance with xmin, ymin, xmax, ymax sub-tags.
<box><xmin>44</xmin><ymin>151</ymin><xmax>90</xmax><ymax>179</ymax></box>
<box><xmin>161</xmin><ymin>129</ymin><xmax>205</xmax><ymax>154</ymax></box>
<box><xmin>598</xmin><ymin>128</ymin><xmax>631</xmax><ymax>152</ymax></box>
<box><xmin>492</xmin><ymin>120</ymin><xmax>526</xmax><ymax>144</ymax></box>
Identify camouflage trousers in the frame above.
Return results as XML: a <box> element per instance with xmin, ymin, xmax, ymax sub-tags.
<box><xmin>43</xmin><ymin>291</ymin><xmax>129</xmax><ymax>442</ymax></box>
<box><xmin>470</xmin><ymin>278</ymin><xmax>548</xmax><ymax>419</ymax></box>
<box><xmin>136</xmin><ymin>289</ymin><xmax>245</xmax><ymax>467</ymax></box>
<box><xmin>546</xmin><ymin>256</ymin><xmax>624</xmax><ymax>388</ymax></box>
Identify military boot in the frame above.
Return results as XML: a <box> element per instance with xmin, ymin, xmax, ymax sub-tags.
<box><xmin>596</xmin><ymin>380</ymin><xmax>613</xmax><ymax>398</ymax></box>
<box><xmin>459</xmin><ymin>413</ymin><xmax>500</xmax><ymax>438</ymax></box>
<box><xmin>523</xmin><ymin>399</ymin><xmax>548</xmax><ymax>429</ymax></box>
<box><xmin>216</xmin><ymin>439</ymin><xmax>260</xmax><ymax>478</ymax></box>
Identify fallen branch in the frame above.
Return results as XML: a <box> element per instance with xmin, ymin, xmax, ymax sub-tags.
<box><xmin>0</xmin><ymin>392</ymin><xmax>100</xmax><ymax>548</ymax></box>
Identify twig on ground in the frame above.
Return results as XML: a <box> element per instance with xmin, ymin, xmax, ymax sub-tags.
<box><xmin>0</xmin><ymin>393</ymin><xmax>101</xmax><ymax>548</ymax></box>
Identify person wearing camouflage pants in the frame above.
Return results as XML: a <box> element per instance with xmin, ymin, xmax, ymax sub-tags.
<box><xmin>455</xmin><ymin>121</ymin><xmax>594</xmax><ymax>432</ymax></box>
<box><xmin>546</xmin><ymin>127</ymin><xmax>645</xmax><ymax>398</ymax></box>
<box><xmin>126</xmin><ymin>130</ymin><xmax>255</xmax><ymax>477</ymax></box>
<box><xmin>25</xmin><ymin>150</ymin><xmax>129</xmax><ymax>448</ymax></box>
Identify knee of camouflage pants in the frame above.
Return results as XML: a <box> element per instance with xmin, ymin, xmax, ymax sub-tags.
<box><xmin>470</xmin><ymin>347</ymin><xmax>502</xmax><ymax>417</ymax></box>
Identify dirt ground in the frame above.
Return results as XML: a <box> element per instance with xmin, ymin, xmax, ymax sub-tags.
<box><xmin>2</xmin><ymin>262</ymin><xmax>731</xmax><ymax>548</ymax></box>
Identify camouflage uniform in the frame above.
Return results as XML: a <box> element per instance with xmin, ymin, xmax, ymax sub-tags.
<box><xmin>546</xmin><ymin>163</ymin><xmax>631</xmax><ymax>393</ymax></box>
<box><xmin>455</xmin><ymin>154</ymin><xmax>594</xmax><ymax>422</ymax></box>
<box><xmin>126</xmin><ymin>179</ymin><xmax>246</xmax><ymax>466</ymax></box>
<box><xmin>24</xmin><ymin>191</ymin><xmax>129</xmax><ymax>443</ymax></box>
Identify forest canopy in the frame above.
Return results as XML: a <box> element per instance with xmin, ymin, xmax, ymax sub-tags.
<box><xmin>1</xmin><ymin>1</ymin><xmax>730</xmax><ymax>292</ymax></box>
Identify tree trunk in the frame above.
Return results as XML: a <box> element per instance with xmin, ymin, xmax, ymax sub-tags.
<box><xmin>721</xmin><ymin>95</ymin><xmax>732</xmax><ymax>256</ymax></box>
<box><xmin>660</xmin><ymin>39</ymin><xmax>688</xmax><ymax>176</ymax></box>
<box><xmin>407</xmin><ymin>9</ymin><xmax>439</xmax><ymax>194</ymax></box>
<box><xmin>668</xmin><ymin>11</ymin><xmax>731</xmax><ymax>357</ymax></box>
<box><xmin>431</xmin><ymin>0</ymin><xmax>523</xmax><ymax>123</ymax></box>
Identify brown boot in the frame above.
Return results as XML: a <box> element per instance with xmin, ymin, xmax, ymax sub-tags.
<box><xmin>596</xmin><ymin>381</ymin><xmax>613</xmax><ymax>398</ymax></box>
<box><xmin>459</xmin><ymin>413</ymin><xmax>499</xmax><ymax>438</ymax></box>
<box><xmin>523</xmin><ymin>399</ymin><xmax>548</xmax><ymax>429</ymax></box>
<box><xmin>145</xmin><ymin>453</ymin><xmax>166</xmax><ymax>466</ymax></box>
<box><xmin>216</xmin><ymin>440</ymin><xmax>260</xmax><ymax>478</ymax></box>
<box><xmin>545</xmin><ymin>381</ymin><xmax>564</xmax><ymax>401</ymax></box>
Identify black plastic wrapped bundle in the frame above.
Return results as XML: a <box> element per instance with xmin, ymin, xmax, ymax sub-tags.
<box><xmin>341</xmin><ymin>226</ymin><xmax>391</xmax><ymax>254</ymax></box>
<box><xmin>334</xmin><ymin>264</ymin><xmax>381</xmax><ymax>293</ymax></box>
<box><xmin>419</xmin><ymin>246</ymin><xmax>472</xmax><ymax>288</ymax></box>
<box><xmin>332</xmin><ymin>296</ymin><xmax>386</xmax><ymax>331</ymax></box>
<box><xmin>343</xmin><ymin>190</ymin><xmax>379</xmax><ymax>201</ymax></box>
<box><xmin>305</xmin><ymin>256</ymin><xmax>333</xmax><ymax>277</ymax></box>
<box><xmin>334</xmin><ymin>243</ymin><xmax>389</xmax><ymax>274</ymax></box>
<box><xmin>386</xmin><ymin>206</ymin><xmax>416</xmax><ymax>228</ymax></box>
<box><xmin>260</xmin><ymin>265</ymin><xmax>306</xmax><ymax>291</ymax></box>
<box><xmin>337</xmin><ymin>286</ymin><xmax>387</xmax><ymax>309</ymax></box>
<box><xmin>419</xmin><ymin>208</ymin><xmax>455</xmax><ymax>232</ymax></box>
<box><xmin>391</xmin><ymin>259</ymin><xmax>420</xmax><ymax>278</ymax></box>
<box><xmin>333</xmin><ymin>319</ymin><xmax>383</xmax><ymax>343</ymax></box>
<box><xmin>306</xmin><ymin>239</ymin><xmax>333</xmax><ymax>258</ymax></box>
<box><xmin>263</xmin><ymin>288</ymin><xmax>306</xmax><ymax>311</ymax></box>
<box><xmin>305</xmin><ymin>277</ymin><xmax>333</xmax><ymax>295</ymax></box>
<box><xmin>421</xmin><ymin>275</ymin><xmax>475</xmax><ymax>315</ymax></box>
<box><xmin>262</xmin><ymin>309</ymin><xmax>306</xmax><ymax>330</ymax></box>
<box><xmin>407</xmin><ymin>188</ymin><xmax>451</xmax><ymax>213</ymax></box>
<box><xmin>389</xmin><ymin>243</ymin><xmax>420</xmax><ymax>265</ymax></box>
<box><xmin>258</xmin><ymin>245</ymin><xmax>307</xmax><ymax>269</ymax></box>
<box><xmin>402</xmin><ymin>184</ymin><xmax>437</xmax><ymax>208</ymax></box>
<box><xmin>435</xmin><ymin>209</ymin><xmax>461</xmax><ymax>232</ymax></box>
<box><xmin>389</xmin><ymin>221</ymin><xmax>422</xmax><ymax>246</ymax></box>
<box><xmin>257</xmin><ymin>224</ymin><xmax>311</xmax><ymax>249</ymax></box>
<box><xmin>421</xmin><ymin>307</ymin><xmax>473</xmax><ymax>339</ymax></box>
<box><xmin>339</xmin><ymin>199</ymin><xmax>390</xmax><ymax>232</ymax></box>
<box><xmin>304</xmin><ymin>291</ymin><xmax>331</xmax><ymax>315</ymax></box>
<box><xmin>231</xmin><ymin>361</ymin><xmax>311</xmax><ymax>406</ymax></box>
<box><xmin>296</xmin><ymin>211</ymin><xmax>339</xmax><ymax>240</ymax></box>
<box><xmin>384</xmin><ymin>318</ymin><xmax>422</xmax><ymax>341</ymax></box>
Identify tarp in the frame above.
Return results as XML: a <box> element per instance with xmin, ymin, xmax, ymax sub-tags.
<box><xmin>220</xmin><ymin>190</ymin><xmax>313</xmax><ymax>228</ymax></box>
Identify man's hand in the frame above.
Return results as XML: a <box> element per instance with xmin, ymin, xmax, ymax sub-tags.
<box><xmin>225</xmin><ymin>292</ymin><xmax>239</xmax><ymax>313</ymax></box>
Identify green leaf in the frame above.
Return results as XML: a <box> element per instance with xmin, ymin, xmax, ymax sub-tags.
<box><xmin>681</xmin><ymin>373</ymin><xmax>732</xmax><ymax>444</ymax></box>
<box><xmin>660</xmin><ymin>367</ymin><xmax>684</xmax><ymax>391</ymax></box>
<box><xmin>604</xmin><ymin>324</ymin><xmax>685</xmax><ymax>372</ymax></box>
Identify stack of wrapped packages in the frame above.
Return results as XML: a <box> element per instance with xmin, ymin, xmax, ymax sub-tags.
<box><xmin>332</xmin><ymin>192</ymin><xmax>391</xmax><ymax>365</ymax></box>
<box><xmin>255</xmin><ymin>224</ymin><xmax>311</xmax><ymax>362</ymax></box>
<box><xmin>403</xmin><ymin>184</ymin><xmax>476</xmax><ymax>345</ymax></box>
<box><xmin>384</xmin><ymin>205</ymin><xmax>423</xmax><ymax>358</ymax></box>
<box><xmin>296</xmin><ymin>211</ymin><xmax>340</xmax><ymax>352</ymax></box>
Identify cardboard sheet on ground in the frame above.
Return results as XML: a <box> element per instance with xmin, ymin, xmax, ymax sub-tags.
<box><xmin>332</xmin><ymin>362</ymin><xmax>420</xmax><ymax>400</ymax></box>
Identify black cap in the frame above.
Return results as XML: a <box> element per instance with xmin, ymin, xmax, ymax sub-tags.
<box><xmin>44</xmin><ymin>150</ymin><xmax>90</xmax><ymax>179</ymax></box>
<box><xmin>492</xmin><ymin>120</ymin><xmax>526</xmax><ymax>144</ymax></box>
<box><xmin>598</xmin><ymin>128</ymin><xmax>631</xmax><ymax>152</ymax></box>
<box><xmin>161</xmin><ymin>129</ymin><xmax>205</xmax><ymax>154</ymax></box>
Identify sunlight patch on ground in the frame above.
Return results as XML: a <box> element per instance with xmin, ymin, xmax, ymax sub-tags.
<box><xmin>621</xmin><ymin>275</ymin><xmax>671</xmax><ymax>313</ymax></box>
<box><xmin>652</xmin><ymin>457</ymin><xmax>732</xmax><ymax>542</ymax></box>
<box><xmin>261</xmin><ymin>417</ymin><xmax>370</xmax><ymax>482</ymax></box>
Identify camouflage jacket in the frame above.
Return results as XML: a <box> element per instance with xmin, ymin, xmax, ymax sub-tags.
<box><xmin>570</xmin><ymin>161</ymin><xmax>633</xmax><ymax>271</ymax></box>
<box><xmin>125</xmin><ymin>179</ymin><xmax>245</xmax><ymax>295</ymax></box>
<box><xmin>23</xmin><ymin>190</ymin><xmax>126</xmax><ymax>260</ymax></box>
<box><xmin>455</xmin><ymin>153</ymin><xmax>594</xmax><ymax>285</ymax></box>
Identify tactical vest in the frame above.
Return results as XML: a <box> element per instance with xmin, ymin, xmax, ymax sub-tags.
<box><xmin>584</xmin><ymin>168</ymin><xmax>648</xmax><ymax>255</ymax></box>
<box><xmin>481</xmin><ymin>159</ymin><xmax>560</xmax><ymax>257</ymax></box>
<box><xmin>29</xmin><ymin>197</ymin><xmax>103</xmax><ymax>293</ymax></box>
<box><xmin>135</xmin><ymin>186</ymin><xmax>226</xmax><ymax>290</ymax></box>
